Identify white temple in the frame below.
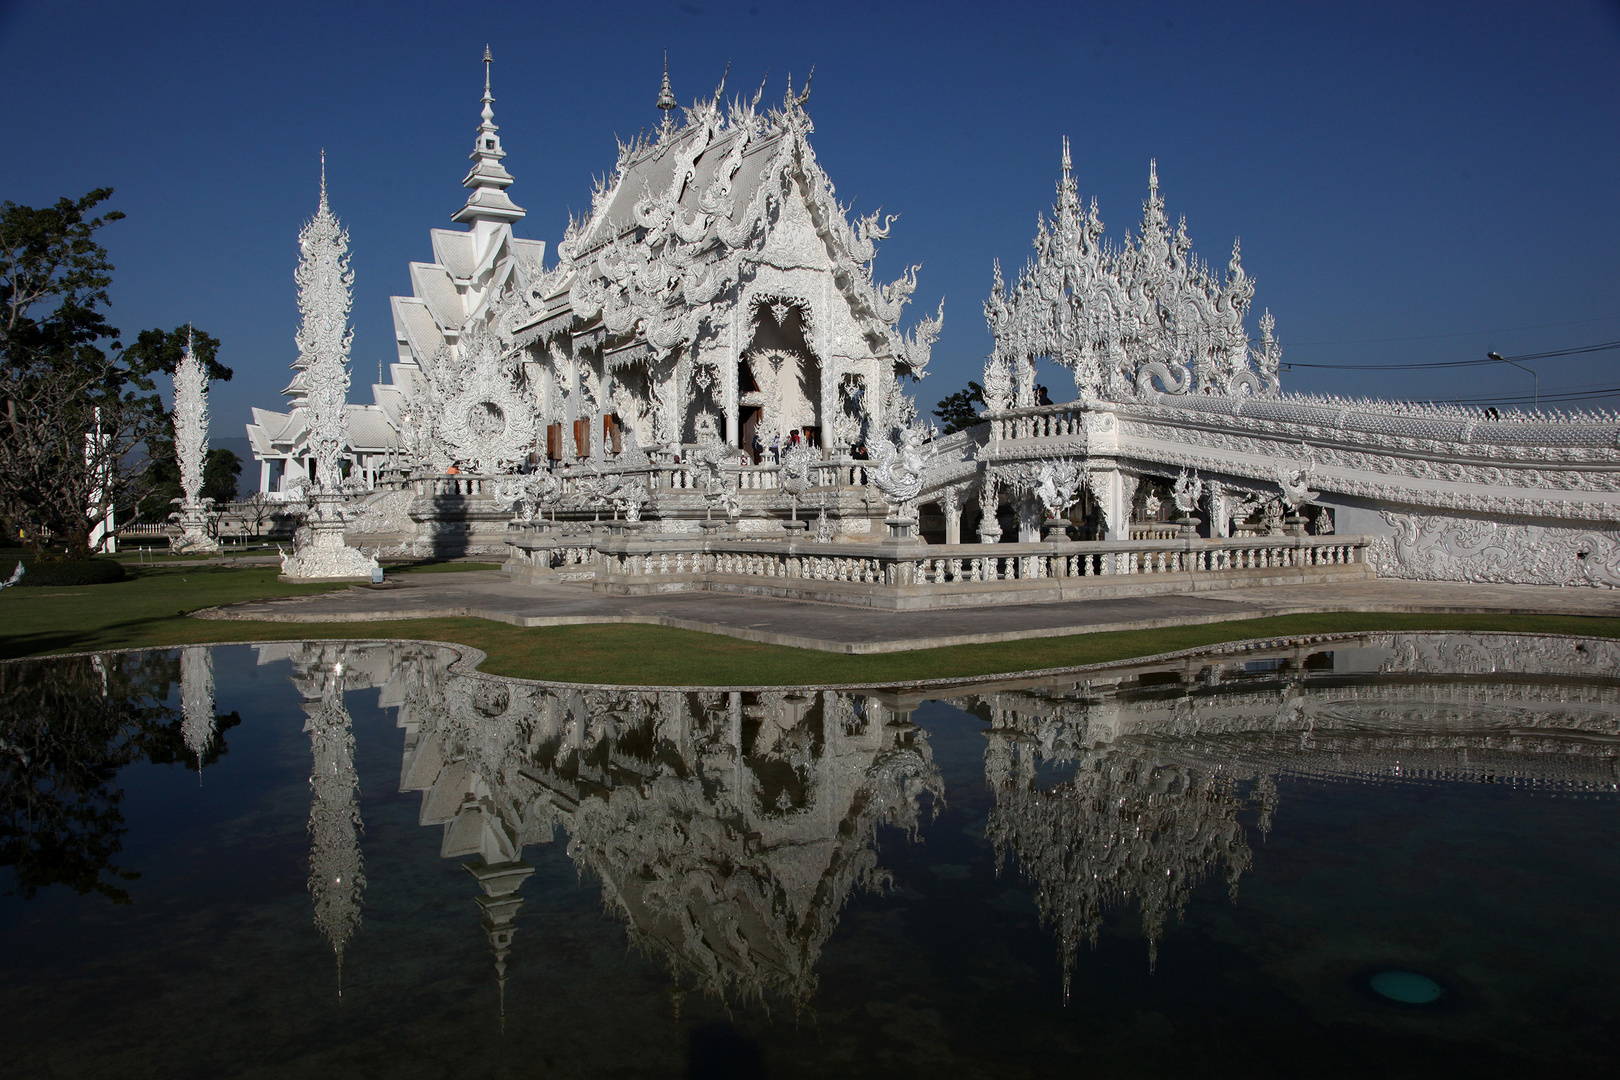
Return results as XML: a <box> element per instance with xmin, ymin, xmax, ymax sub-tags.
<box><xmin>244</xmin><ymin>56</ymin><xmax>1619</xmax><ymax>594</ymax></box>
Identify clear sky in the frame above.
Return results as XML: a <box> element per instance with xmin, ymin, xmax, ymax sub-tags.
<box><xmin>3</xmin><ymin>0</ymin><xmax>1618</xmax><ymax>434</ymax></box>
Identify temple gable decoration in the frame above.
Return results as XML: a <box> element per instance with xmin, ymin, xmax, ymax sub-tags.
<box><xmin>532</xmin><ymin>71</ymin><xmax>942</xmax><ymax>453</ymax></box>
<box><xmin>986</xmin><ymin>140</ymin><xmax>1279</xmax><ymax>407</ymax></box>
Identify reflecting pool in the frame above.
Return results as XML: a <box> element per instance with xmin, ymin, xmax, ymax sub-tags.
<box><xmin>2</xmin><ymin>634</ymin><xmax>1618</xmax><ymax>1077</ymax></box>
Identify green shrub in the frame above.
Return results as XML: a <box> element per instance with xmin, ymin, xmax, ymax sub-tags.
<box><xmin>12</xmin><ymin>558</ymin><xmax>128</xmax><ymax>587</ymax></box>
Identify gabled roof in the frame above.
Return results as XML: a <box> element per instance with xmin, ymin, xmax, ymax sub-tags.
<box><xmin>346</xmin><ymin>405</ymin><xmax>401</xmax><ymax>450</ymax></box>
<box><xmin>430</xmin><ymin>229</ymin><xmax>477</xmax><ymax>280</ymax></box>
<box><xmin>392</xmin><ymin>295</ymin><xmax>447</xmax><ymax>359</ymax></box>
<box><xmin>409</xmin><ymin>262</ymin><xmax>466</xmax><ymax>332</ymax></box>
<box><xmin>249</xmin><ymin>407</ymin><xmax>294</xmax><ymax>442</ymax></box>
<box><xmin>553</xmin><ymin>83</ymin><xmax>942</xmax><ymax>376</ymax></box>
<box><xmin>569</xmin><ymin>121</ymin><xmax>788</xmax><ymax>260</ymax></box>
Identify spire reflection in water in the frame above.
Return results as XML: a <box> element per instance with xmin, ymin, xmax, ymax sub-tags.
<box><xmin>290</xmin><ymin>645</ymin><xmax>367</xmax><ymax>993</ymax></box>
<box><xmin>179</xmin><ymin>646</ymin><xmax>216</xmax><ymax>778</ymax></box>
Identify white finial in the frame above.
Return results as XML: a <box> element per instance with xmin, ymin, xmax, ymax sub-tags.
<box><xmin>319</xmin><ymin>149</ymin><xmax>328</xmax><ymax>210</ymax></box>
<box><xmin>657</xmin><ymin>51</ymin><xmax>677</xmax><ymax>112</ymax></box>
<box><xmin>1061</xmin><ymin>135</ymin><xmax>1071</xmax><ymax>176</ymax></box>
<box><xmin>1149</xmin><ymin>158</ymin><xmax>1158</xmax><ymax>192</ymax></box>
<box><xmin>484</xmin><ymin>44</ymin><xmax>492</xmax><ymax>93</ymax></box>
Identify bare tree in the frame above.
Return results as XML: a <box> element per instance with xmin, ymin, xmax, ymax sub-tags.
<box><xmin>242</xmin><ymin>491</ymin><xmax>275</xmax><ymax>538</ymax></box>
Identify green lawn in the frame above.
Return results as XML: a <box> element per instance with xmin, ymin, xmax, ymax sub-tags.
<box><xmin>3</xmin><ymin>563</ymin><xmax>1617</xmax><ymax>686</ymax></box>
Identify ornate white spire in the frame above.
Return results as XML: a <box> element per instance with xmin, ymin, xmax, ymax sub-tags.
<box><xmin>656</xmin><ymin>51</ymin><xmax>677</xmax><ymax>135</ymax></box>
<box><xmin>173</xmin><ymin>328</ymin><xmax>209</xmax><ymax>511</ymax></box>
<box><xmin>169</xmin><ymin>327</ymin><xmax>221</xmax><ymax>554</ymax></box>
<box><xmin>1055</xmin><ymin>136</ymin><xmax>1077</xmax><ymax>218</ymax></box>
<box><xmin>453</xmin><ymin>47</ymin><xmax>525</xmax><ymax>227</ymax></box>
<box><xmin>294</xmin><ymin>157</ymin><xmax>354</xmax><ymax>490</ymax></box>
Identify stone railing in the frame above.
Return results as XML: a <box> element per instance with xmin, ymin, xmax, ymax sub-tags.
<box><xmin>986</xmin><ymin>405</ymin><xmax>1088</xmax><ymax>442</ymax></box>
<box><xmin>550</xmin><ymin>458</ymin><xmax>874</xmax><ymax>497</ymax></box>
<box><xmin>510</xmin><ymin>529</ymin><xmax>1372</xmax><ymax>607</ymax></box>
<box><xmin>413</xmin><ymin>473</ymin><xmax>489</xmax><ymax>497</ymax></box>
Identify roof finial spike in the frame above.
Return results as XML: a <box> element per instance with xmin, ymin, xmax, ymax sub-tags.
<box><xmin>656</xmin><ymin>51</ymin><xmax>678</xmax><ymax>135</ymax></box>
<box><xmin>319</xmin><ymin>149</ymin><xmax>328</xmax><ymax>212</ymax></box>
<box><xmin>1149</xmin><ymin>157</ymin><xmax>1158</xmax><ymax>193</ymax></box>
<box><xmin>714</xmin><ymin>60</ymin><xmax>730</xmax><ymax>103</ymax></box>
<box><xmin>483</xmin><ymin>45</ymin><xmax>493</xmax><ymax>92</ymax></box>
<box><xmin>657</xmin><ymin>51</ymin><xmax>677</xmax><ymax>111</ymax></box>
<box><xmin>1061</xmin><ymin>135</ymin><xmax>1072</xmax><ymax>176</ymax></box>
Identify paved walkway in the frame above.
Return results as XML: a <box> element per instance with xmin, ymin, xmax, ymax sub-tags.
<box><xmin>196</xmin><ymin>572</ymin><xmax>1620</xmax><ymax>655</ymax></box>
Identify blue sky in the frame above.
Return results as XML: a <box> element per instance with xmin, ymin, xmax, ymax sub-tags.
<box><xmin>2</xmin><ymin>0</ymin><xmax>1618</xmax><ymax>433</ymax></box>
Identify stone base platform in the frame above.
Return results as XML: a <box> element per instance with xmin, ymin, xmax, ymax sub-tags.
<box><xmin>197</xmin><ymin>572</ymin><xmax>1620</xmax><ymax>656</ymax></box>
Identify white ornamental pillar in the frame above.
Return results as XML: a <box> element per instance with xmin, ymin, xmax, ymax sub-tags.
<box><xmin>943</xmin><ymin>485</ymin><xmax>963</xmax><ymax>545</ymax></box>
<box><xmin>1097</xmin><ymin>466</ymin><xmax>1130</xmax><ymax>542</ymax></box>
<box><xmin>1207</xmin><ymin>481</ymin><xmax>1229</xmax><ymax>538</ymax></box>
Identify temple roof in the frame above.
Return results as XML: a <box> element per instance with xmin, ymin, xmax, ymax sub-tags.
<box><xmin>543</xmin><ymin>74</ymin><xmax>941</xmax><ymax>376</ymax></box>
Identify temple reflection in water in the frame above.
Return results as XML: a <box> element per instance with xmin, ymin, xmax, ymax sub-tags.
<box><xmin>943</xmin><ymin>633</ymin><xmax>1620</xmax><ymax>995</ymax></box>
<box><xmin>257</xmin><ymin>640</ymin><xmax>945</xmax><ymax>1013</ymax></box>
<box><xmin>8</xmin><ymin>632</ymin><xmax>1619</xmax><ymax>1072</ymax></box>
<box><xmin>239</xmin><ymin>633</ymin><xmax>1620</xmax><ymax>1013</ymax></box>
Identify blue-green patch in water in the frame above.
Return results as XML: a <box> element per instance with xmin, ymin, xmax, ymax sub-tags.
<box><xmin>1368</xmin><ymin>970</ymin><xmax>1444</xmax><ymax>1005</ymax></box>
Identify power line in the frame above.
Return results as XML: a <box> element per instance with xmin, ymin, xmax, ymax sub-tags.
<box><xmin>1498</xmin><ymin>340</ymin><xmax>1620</xmax><ymax>361</ymax></box>
<box><xmin>1438</xmin><ymin>386</ymin><xmax>1620</xmax><ymax>406</ymax></box>
<box><xmin>1275</xmin><ymin>314</ymin><xmax>1620</xmax><ymax>348</ymax></box>
<box><xmin>1281</xmin><ymin>340</ymin><xmax>1620</xmax><ymax>371</ymax></box>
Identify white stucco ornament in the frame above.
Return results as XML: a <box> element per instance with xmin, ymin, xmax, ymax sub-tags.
<box><xmin>433</xmin><ymin>326</ymin><xmax>538</xmax><ymax>475</ymax></box>
<box><xmin>1172</xmin><ymin>469</ymin><xmax>1204</xmax><ymax>516</ymax></box>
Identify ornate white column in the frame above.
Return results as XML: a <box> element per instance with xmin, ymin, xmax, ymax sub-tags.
<box><xmin>977</xmin><ymin>475</ymin><xmax>1002</xmax><ymax>542</ymax></box>
<box><xmin>281</xmin><ymin>156</ymin><xmax>378</xmax><ymax>581</ymax></box>
<box><xmin>1207</xmin><ymin>480</ymin><xmax>1230</xmax><ymax>539</ymax></box>
<box><xmin>1091</xmin><ymin>466</ymin><xmax>1133</xmax><ymax>542</ymax></box>
<box><xmin>170</xmin><ymin>334</ymin><xmax>221</xmax><ymax>555</ymax></box>
<box><xmin>942</xmin><ymin>484</ymin><xmax>964</xmax><ymax>545</ymax></box>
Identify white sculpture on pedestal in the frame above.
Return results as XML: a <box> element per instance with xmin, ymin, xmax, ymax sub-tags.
<box><xmin>1034</xmin><ymin>458</ymin><xmax>1085</xmax><ymax>521</ymax></box>
<box><xmin>169</xmin><ymin>332</ymin><xmax>221</xmax><ymax>555</ymax></box>
<box><xmin>871</xmin><ymin>422</ymin><xmax>934</xmax><ymax>537</ymax></box>
<box><xmin>280</xmin><ymin>154</ymin><xmax>379</xmax><ymax>582</ymax></box>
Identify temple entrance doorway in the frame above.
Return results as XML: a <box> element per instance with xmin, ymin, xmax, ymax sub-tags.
<box><xmin>740</xmin><ymin>298</ymin><xmax>821</xmax><ymax>460</ymax></box>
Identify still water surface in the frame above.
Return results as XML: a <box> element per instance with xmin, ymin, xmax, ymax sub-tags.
<box><xmin>2</xmin><ymin>634</ymin><xmax>1618</xmax><ymax>1078</ymax></box>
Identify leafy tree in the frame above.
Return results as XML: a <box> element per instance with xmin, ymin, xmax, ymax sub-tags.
<box><xmin>0</xmin><ymin>192</ymin><xmax>228</xmax><ymax>556</ymax></box>
<box><xmin>201</xmin><ymin>447</ymin><xmax>241</xmax><ymax>505</ymax></box>
<box><xmin>933</xmin><ymin>380</ymin><xmax>985</xmax><ymax>434</ymax></box>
